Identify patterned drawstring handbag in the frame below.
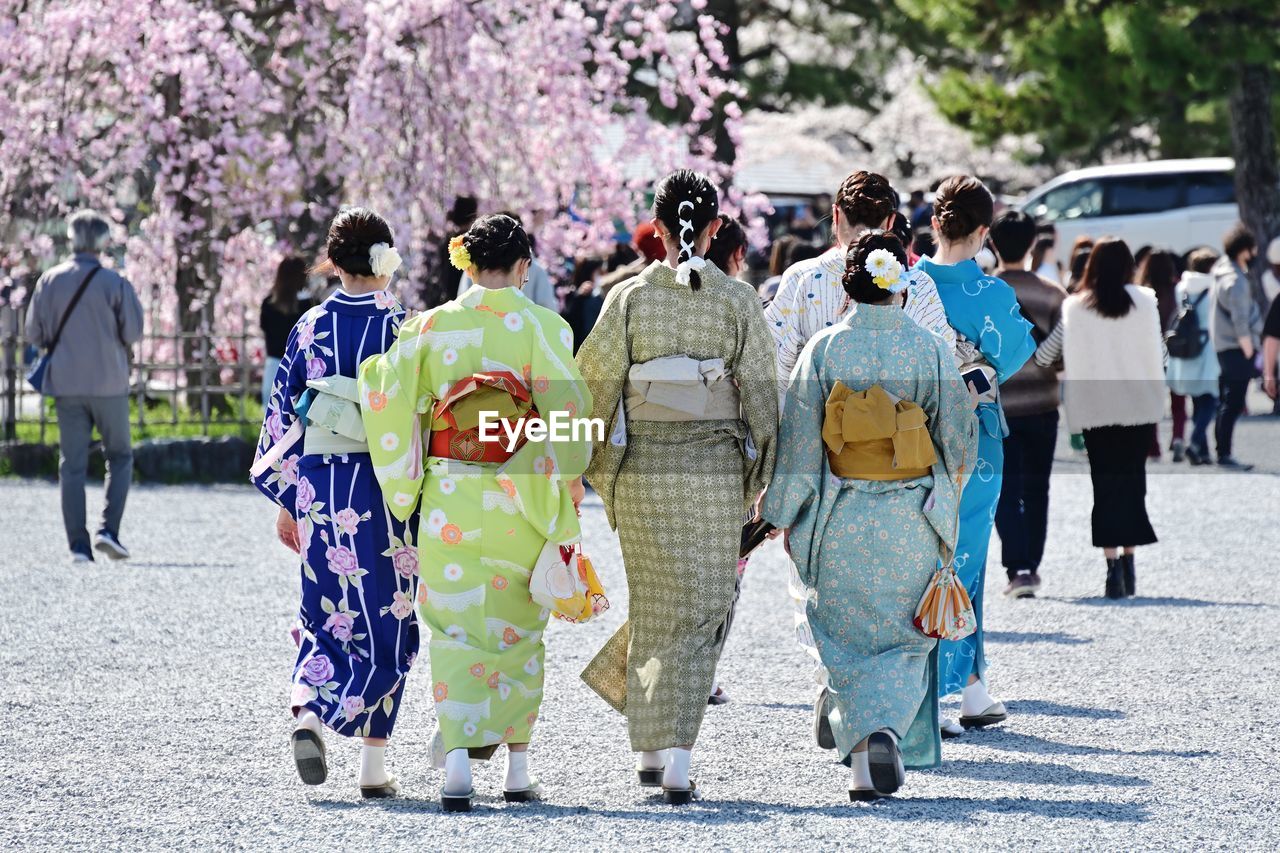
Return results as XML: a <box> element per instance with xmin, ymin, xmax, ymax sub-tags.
<box><xmin>529</xmin><ymin>540</ymin><xmax>610</xmax><ymax>624</ymax></box>
<box><xmin>913</xmin><ymin>453</ymin><xmax>977</xmax><ymax>641</ymax></box>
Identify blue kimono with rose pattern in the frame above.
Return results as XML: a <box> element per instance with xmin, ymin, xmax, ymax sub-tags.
<box><xmin>252</xmin><ymin>288</ymin><xmax>420</xmax><ymax>739</ymax></box>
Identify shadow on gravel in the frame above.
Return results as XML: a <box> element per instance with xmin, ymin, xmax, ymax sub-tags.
<box><xmin>1006</xmin><ymin>699</ymin><xmax>1125</xmax><ymax>720</ymax></box>
<box><xmin>1053</xmin><ymin>596</ymin><xmax>1273</xmax><ymax>609</ymax></box>
<box><xmin>924</xmin><ymin>758</ymin><xmax>1149</xmax><ymax>788</ymax></box>
<box><xmin>125</xmin><ymin>561</ymin><xmax>238</xmax><ymax>570</ymax></box>
<box><xmin>976</xmin><ymin>730</ymin><xmax>1213</xmax><ymax>759</ymax></box>
<box><xmin>986</xmin><ymin>631</ymin><xmax>1092</xmax><ymax>645</ymax></box>
<box><xmin>303</xmin><ymin>792</ymin><xmax>1149</xmax><ymax>824</ymax></box>
<box><xmin>853</xmin><ymin>796</ymin><xmax>1149</xmax><ymax>823</ymax></box>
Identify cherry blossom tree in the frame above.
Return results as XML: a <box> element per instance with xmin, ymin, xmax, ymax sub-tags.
<box><xmin>0</xmin><ymin>0</ymin><xmax>736</xmax><ymax>374</ymax></box>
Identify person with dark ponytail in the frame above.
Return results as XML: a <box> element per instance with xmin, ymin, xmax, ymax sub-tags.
<box><xmin>250</xmin><ymin>207</ymin><xmax>416</xmax><ymax>799</ymax></box>
<box><xmin>361</xmin><ymin>212</ymin><xmax>593</xmax><ymax>811</ymax></box>
<box><xmin>913</xmin><ymin>176</ymin><xmax>1037</xmax><ymax>736</ymax></box>
<box><xmin>577</xmin><ymin>170</ymin><xmax>778</xmax><ymax>804</ymax></box>
<box><xmin>763</xmin><ymin>230</ymin><xmax>976</xmax><ymax>801</ymax></box>
<box><xmin>705</xmin><ymin>214</ymin><xmax>748</xmax><ymax>279</ymax></box>
<box><xmin>259</xmin><ymin>256</ymin><xmax>313</xmax><ymax>408</ymax></box>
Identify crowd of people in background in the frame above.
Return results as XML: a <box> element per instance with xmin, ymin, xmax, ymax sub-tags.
<box><xmin>17</xmin><ymin>163</ymin><xmax>1280</xmax><ymax>811</ymax></box>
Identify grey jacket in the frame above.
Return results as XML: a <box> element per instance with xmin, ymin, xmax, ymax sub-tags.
<box><xmin>1211</xmin><ymin>256</ymin><xmax>1262</xmax><ymax>353</ymax></box>
<box><xmin>25</xmin><ymin>253</ymin><xmax>143</xmax><ymax>397</ymax></box>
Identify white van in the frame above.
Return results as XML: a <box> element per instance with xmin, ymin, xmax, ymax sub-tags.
<box><xmin>1020</xmin><ymin>158</ymin><xmax>1238</xmax><ymax>255</ymax></box>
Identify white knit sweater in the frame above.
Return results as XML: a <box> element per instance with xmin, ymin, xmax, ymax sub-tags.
<box><xmin>1050</xmin><ymin>285</ymin><xmax>1167</xmax><ymax>431</ymax></box>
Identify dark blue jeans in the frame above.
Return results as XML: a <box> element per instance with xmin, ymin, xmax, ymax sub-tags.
<box><xmin>1188</xmin><ymin>393</ymin><xmax>1218</xmax><ymax>456</ymax></box>
<box><xmin>1215</xmin><ymin>348</ymin><xmax>1255</xmax><ymax>459</ymax></box>
<box><xmin>994</xmin><ymin>410</ymin><xmax>1059</xmax><ymax>579</ymax></box>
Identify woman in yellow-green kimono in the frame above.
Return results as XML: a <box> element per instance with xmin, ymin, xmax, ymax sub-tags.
<box><xmin>360</xmin><ymin>214</ymin><xmax>592</xmax><ymax>812</ymax></box>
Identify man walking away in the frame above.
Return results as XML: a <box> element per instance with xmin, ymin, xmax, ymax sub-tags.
<box><xmin>25</xmin><ymin>210</ymin><xmax>143</xmax><ymax>563</ymax></box>
<box><xmin>989</xmin><ymin>211</ymin><xmax>1068</xmax><ymax>598</ymax></box>
<box><xmin>1210</xmin><ymin>223</ymin><xmax>1262</xmax><ymax>471</ymax></box>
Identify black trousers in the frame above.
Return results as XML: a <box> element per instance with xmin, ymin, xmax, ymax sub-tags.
<box><xmin>995</xmin><ymin>410</ymin><xmax>1059</xmax><ymax>578</ymax></box>
<box><xmin>1215</xmin><ymin>348</ymin><xmax>1255</xmax><ymax>459</ymax></box>
<box><xmin>1082</xmin><ymin>425</ymin><xmax>1158</xmax><ymax>549</ymax></box>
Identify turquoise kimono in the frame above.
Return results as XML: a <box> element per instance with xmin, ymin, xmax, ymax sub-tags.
<box><xmin>762</xmin><ymin>304</ymin><xmax>977</xmax><ymax>768</ymax></box>
<box><xmin>912</xmin><ymin>257</ymin><xmax>1036</xmax><ymax>697</ymax></box>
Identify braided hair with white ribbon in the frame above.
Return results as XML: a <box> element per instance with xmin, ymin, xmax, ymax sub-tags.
<box><xmin>653</xmin><ymin>170</ymin><xmax>718</xmax><ymax>291</ymax></box>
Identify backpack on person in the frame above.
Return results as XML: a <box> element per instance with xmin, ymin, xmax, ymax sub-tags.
<box><xmin>1165</xmin><ymin>290</ymin><xmax>1209</xmax><ymax>359</ymax></box>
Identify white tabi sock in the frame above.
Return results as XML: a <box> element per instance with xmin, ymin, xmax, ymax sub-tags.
<box><xmin>295</xmin><ymin>709</ymin><xmax>322</xmax><ymax>736</ymax></box>
<box><xmin>359</xmin><ymin>745</ymin><xmax>387</xmax><ymax>786</ymax></box>
<box><xmin>662</xmin><ymin>747</ymin><xmax>692</xmax><ymax>789</ymax></box>
<box><xmin>961</xmin><ymin>679</ymin><xmax>996</xmax><ymax>717</ymax></box>
<box><xmin>505</xmin><ymin>749</ymin><xmax>531</xmax><ymax>791</ymax></box>
<box><xmin>638</xmin><ymin>749</ymin><xmax>667</xmax><ymax>771</ymax></box>
<box><xmin>444</xmin><ymin>748</ymin><xmax>472</xmax><ymax>795</ymax></box>
<box><xmin>849</xmin><ymin>746</ymin><xmax>874</xmax><ymax>789</ymax></box>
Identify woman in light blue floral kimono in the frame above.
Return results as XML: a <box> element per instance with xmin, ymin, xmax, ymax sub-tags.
<box><xmin>913</xmin><ymin>176</ymin><xmax>1035</xmax><ymax>734</ymax></box>
<box><xmin>251</xmin><ymin>209</ymin><xmax>418</xmax><ymax>798</ymax></box>
<box><xmin>764</xmin><ymin>231</ymin><xmax>976</xmax><ymax>800</ymax></box>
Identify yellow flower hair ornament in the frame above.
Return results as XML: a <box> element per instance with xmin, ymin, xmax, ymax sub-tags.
<box><xmin>448</xmin><ymin>235</ymin><xmax>472</xmax><ymax>271</ymax></box>
<box><xmin>865</xmin><ymin>248</ymin><xmax>907</xmax><ymax>293</ymax></box>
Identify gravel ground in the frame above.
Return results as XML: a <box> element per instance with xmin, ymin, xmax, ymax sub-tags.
<box><xmin>3</xmin><ymin>413</ymin><xmax>1278</xmax><ymax>851</ymax></box>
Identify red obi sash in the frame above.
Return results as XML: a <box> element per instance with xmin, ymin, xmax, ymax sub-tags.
<box><xmin>428</xmin><ymin>371</ymin><xmax>538</xmax><ymax>464</ymax></box>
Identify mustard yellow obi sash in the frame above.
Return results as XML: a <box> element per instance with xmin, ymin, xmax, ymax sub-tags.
<box><xmin>822</xmin><ymin>382</ymin><xmax>937</xmax><ymax>481</ymax></box>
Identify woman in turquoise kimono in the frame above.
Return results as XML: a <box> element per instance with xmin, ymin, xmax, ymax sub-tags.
<box><xmin>251</xmin><ymin>208</ymin><xmax>417</xmax><ymax>798</ymax></box>
<box><xmin>763</xmin><ymin>231</ymin><xmax>976</xmax><ymax>800</ymax></box>
<box><xmin>913</xmin><ymin>176</ymin><xmax>1036</xmax><ymax>734</ymax></box>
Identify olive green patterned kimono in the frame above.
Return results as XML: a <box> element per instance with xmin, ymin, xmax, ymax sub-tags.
<box><xmin>578</xmin><ymin>260</ymin><xmax>777</xmax><ymax>752</ymax></box>
<box><xmin>359</xmin><ymin>285</ymin><xmax>592</xmax><ymax>752</ymax></box>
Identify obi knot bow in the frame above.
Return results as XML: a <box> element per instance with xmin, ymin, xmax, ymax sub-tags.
<box><xmin>822</xmin><ymin>382</ymin><xmax>937</xmax><ymax>479</ymax></box>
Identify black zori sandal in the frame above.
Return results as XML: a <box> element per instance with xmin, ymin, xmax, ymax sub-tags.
<box><xmin>503</xmin><ymin>780</ymin><xmax>543</xmax><ymax>803</ymax></box>
<box><xmin>865</xmin><ymin>731</ymin><xmax>904</xmax><ymax>797</ymax></box>
<box><xmin>637</xmin><ymin>767</ymin><xmax>664</xmax><ymax>787</ymax></box>
<box><xmin>290</xmin><ymin>729</ymin><xmax>327</xmax><ymax>786</ymax></box>
<box><xmin>440</xmin><ymin>787</ymin><xmax>474</xmax><ymax>813</ymax></box>
<box><xmin>359</xmin><ymin>776</ymin><xmax>400</xmax><ymax>799</ymax></box>
<box><xmin>959</xmin><ymin>702</ymin><xmax>1008</xmax><ymax>730</ymax></box>
<box><xmin>662</xmin><ymin>781</ymin><xmax>701</xmax><ymax>805</ymax></box>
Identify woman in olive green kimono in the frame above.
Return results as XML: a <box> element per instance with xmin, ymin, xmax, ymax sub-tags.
<box><xmin>577</xmin><ymin>170</ymin><xmax>778</xmax><ymax>803</ymax></box>
<box><xmin>360</xmin><ymin>214</ymin><xmax>592</xmax><ymax>811</ymax></box>
<box><xmin>763</xmin><ymin>231</ymin><xmax>976</xmax><ymax>801</ymax></box>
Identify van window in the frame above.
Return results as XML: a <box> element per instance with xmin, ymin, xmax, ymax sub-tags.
<box><xmin>1028</xmin><ymin>180</ymin><xmax>1103</xmax><ymax>221</ymax></box>
<box><xmin>1184</xmin><ymin>171</ymin><xmax>1236</xmax><ymax>206</ymax></box>
<box><xmin>1103</xmin><ymin>175</ymin><xmax>1183</xmax><ymax>216</ymax></box>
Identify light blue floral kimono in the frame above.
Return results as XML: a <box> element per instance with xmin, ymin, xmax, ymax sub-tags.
<box><xmin>913</xmin><ymin>257</ymin><xmax>1035</xmax><ymax>697</ymax></box>
<box><xmin>762</xmin><ymin>304</ymin><xmax>977</xmax><ymax>768</ymax></box>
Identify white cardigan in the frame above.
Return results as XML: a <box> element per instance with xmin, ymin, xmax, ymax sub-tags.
<box><xmin>1046</xmin><ymin>285</ymin><xmax>1166</xmax><ymax>431</ymax></box>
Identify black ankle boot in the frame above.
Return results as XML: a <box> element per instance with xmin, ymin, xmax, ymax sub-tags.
<box><xmin>1105</xmin><ymin>557</ymin><xmax>1125</xmax><ymax>600</ymax></box>
<box><xmin>1121</xmin><ymin>554</ymin><xmax>1136</xmax><ymax>597</ymax></box>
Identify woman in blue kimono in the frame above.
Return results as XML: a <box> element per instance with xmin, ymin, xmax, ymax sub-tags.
<box><xmin>763</xmin><ymin>231</ymin><xmax>976</xmax><ymax>800</ymax></box>
<box><xmin>914</xmin><ymin>176</ymin><xmax>1036</xmax><ymax>734</ymax></box>
<box><xmin>251</xmin><ymin>208</ymin><xmax>418</xmax><ymax>798</ymax></box>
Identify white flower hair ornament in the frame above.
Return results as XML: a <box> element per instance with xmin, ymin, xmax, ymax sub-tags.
<box><xmin>368</xmin><ymin>242</ymin><xmax>403</xmax><ymax>279</ymax></box>
<box><xmin>865</xmin><ymin>248</ymin><xmax>907</xmax><ymax>293</ymax></box>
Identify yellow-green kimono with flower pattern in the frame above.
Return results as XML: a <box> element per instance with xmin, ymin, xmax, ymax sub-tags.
<box><xmin>359</xmin><ymin>285</ymin><xmax>592</xmax><ymax>752</ymax></box>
